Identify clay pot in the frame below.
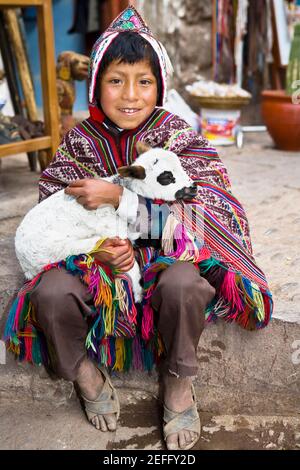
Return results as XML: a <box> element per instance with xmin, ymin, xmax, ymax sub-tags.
<box><xmin>261</xmin><ymin>90</ymin><xmax>300</xmax><ymax>151</ymax></box>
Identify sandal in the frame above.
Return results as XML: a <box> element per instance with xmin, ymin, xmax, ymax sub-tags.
<box><xmin>81</xmin><ymin>366</ymin><xmax>120</xmax><ymax>429</ymax></box>
<box><xmin>163</xmin><ymin>385</ymin><xmax>201</xmax><ymax>450</ymax></box>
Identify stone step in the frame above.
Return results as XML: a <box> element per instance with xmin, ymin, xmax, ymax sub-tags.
<box><xmin>1</xmin><ymin>313</ymin><xmax>300</xmax><ymax>416</ymax></box>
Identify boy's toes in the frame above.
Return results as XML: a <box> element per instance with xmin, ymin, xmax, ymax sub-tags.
<box><xmin>166</xmin><ymin>430</ymin><xmax>199</xmax><ymax>450</ymax></box>
<box><xmin>91</xmin><ymin>416</ymin><xmax>100</xmax><ymax>430</ymax></box>
<box><xmin>99</xmin><ymin>415</ymin><xmax>108</xmax><ymax>432</ymax></box>
<box><xmin>166</xmin><ymin>432</ymin><xmax>180</xmax><ymax>450</ymax></box>
<box><xmin>178</xmin><ymin>431</ymin><xmax>188</xmax><ymax>449</ymax></box>
<box><xmin>90</xmin><ymin>413</ymin><xmax>117</xmax><ymax>432</ymax></box>
<box><xmin>105</xmin><ymin>414</ymin><xmax>117</xmax><ymax>431</ymax></box>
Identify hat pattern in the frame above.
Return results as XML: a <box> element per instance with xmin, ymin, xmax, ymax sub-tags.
<box><xmin>105</xmin><ymin>6</ymin><xmax>152</xmax><ymax>35</ymax></box>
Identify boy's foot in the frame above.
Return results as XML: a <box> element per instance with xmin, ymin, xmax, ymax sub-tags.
<box><xmin>75</xmin><ymin>358</ymin><xmax>119</xmax><ymax>431</ymax></box>
<box><xmin>163</xmin><ymin>375</ymin><xmax>200</xmax><ymax>450</ymax></box>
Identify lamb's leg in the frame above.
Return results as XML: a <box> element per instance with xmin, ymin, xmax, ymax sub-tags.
<box><xmin>126</xmin><ymin>261</ymin><xmax>143</xmax><ymax>303</ymax></box>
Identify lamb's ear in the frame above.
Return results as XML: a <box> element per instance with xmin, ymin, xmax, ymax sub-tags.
<box><xmin>118</xmin><ymin>165</ymin><xmax>146</xmax><ymax>180</ymax></box>
<box><xmin>136</xmin><ymin>141</ymin><xmax>151</xmax><ymax>155</ymax></box>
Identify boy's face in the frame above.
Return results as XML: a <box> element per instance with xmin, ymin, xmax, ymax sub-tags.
<box><xmin>99</xmin><ymin>59</ymin><xmax>158</xmax><ymax>130</ymax></box>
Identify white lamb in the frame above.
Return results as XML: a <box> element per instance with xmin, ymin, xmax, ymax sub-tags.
<box><xmin>15</xmin><ymin>141</ymin><xmax>197</xmax><ymax>302</ymax></box>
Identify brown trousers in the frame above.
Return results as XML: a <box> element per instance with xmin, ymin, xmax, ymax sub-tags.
<box><xmin>30</xmin><ymin>262</ymin><xmax>215</xmax><ymax>381</ymax></box>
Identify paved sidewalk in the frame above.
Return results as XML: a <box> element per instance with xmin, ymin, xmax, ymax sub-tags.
<box><xmin>1</xmin><ymin>391</ymin><xmax>300</xmax><ymax>450</ymax></box>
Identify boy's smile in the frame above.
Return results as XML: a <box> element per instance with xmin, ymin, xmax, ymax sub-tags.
<box><xmin>99</xmin><ymin>60</ymin><xmax>158</xmax><ymax>130</ymax></box>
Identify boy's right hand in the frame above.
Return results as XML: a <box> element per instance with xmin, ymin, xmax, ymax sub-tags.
<box><xmin>94</xmin><ymin>238</ymin><xmax>135</xmax><ymax>272</ymax></box>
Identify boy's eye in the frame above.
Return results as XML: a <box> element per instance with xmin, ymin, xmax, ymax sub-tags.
<box><xmin>140</xmin><ymin>79</ymin><xmax>152</xmax><ymax>85</ymax></box>
<box><xmin>109</xmin><ymin>78</ymin><xmax>122</xmax><ymax>84</ymax></box>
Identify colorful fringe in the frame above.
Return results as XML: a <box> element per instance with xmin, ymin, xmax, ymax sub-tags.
<box><xmin>4</xmin><ymin>216</ymin><xmax>273</xmax><ymax>372</ymax></box>
<box><xmin>4</xmin><ymin>254</ymin><xmax>164</xmax><ymax>372</ymax></box>
<box><xmin>141</xmin><ymin>214</ymin><xmax>273</xmax><ymax>332</ymax></box>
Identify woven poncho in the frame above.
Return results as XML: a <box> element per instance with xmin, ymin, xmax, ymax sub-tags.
<box><xmin>4</xmin><ymin>6</ymin><xmax>273</xmax><ymax>372</ymax></box>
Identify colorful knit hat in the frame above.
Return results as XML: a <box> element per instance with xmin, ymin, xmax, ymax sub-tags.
<box><xmin>88</xmin><ymin>5</ymin><xmax>173</xmax><ymax>107</ymax></box>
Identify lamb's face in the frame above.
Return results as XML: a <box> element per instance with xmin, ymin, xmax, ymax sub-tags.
<box><xmin>118</xmin><ymin>146</ymin><xmax>197</xmax><ymax>201</ymax></box>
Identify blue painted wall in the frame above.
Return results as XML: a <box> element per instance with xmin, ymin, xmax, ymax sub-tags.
<box><xmin>24</xmin><ymin>0</ymin><xmax>88</xmax><ymax>111</ymax></box>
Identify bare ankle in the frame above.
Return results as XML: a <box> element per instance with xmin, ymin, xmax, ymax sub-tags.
<box><xmin>164</xmin><ymin>374</ymin><xmax>192</xmax><ymax>390</ymax></box>
<box><xmin>76</xmin><ymin>359</ymin><xmax>104</xmax><ymax>400</ymax></box>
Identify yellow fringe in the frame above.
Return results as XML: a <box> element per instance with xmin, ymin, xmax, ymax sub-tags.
<box><xmin>251</xmin><ymin>281</ymin><xmax>265</xmax><ymax>322</ymax></box>
<box><xmin>103</xmin><ymin>303</ymin><xmax>115</xmax><ymax>336</ymax></box>
<box><xmin>115</xmin><ymin>278</ymin><xmax>129</xmax><ymax>314</ymax></box>
<box><xmin>95</xmin><ymin>274</ymin><xmax>113</xmax><ymax>308</ymax></box>
<box><xmin>8</xmin><ymin>343</ymin><xmax>20</xmax><ymax>355</ymax></box>
<box><xmin>24</xmin><ymin>303</ymin><xmax>32</xmax><ymax>323</ymax></box>
<box><xmin>157</xmin><ymin>334</ymin><xmax>164</xmax><ymax>356</ymax></box>
<box><xmin>238</xmin><ymin>277</ymin><xmax>256</xmax><ymax>309</ymax></box>
<box><xmin>113</xmin><ymin>337</ymin><xmax>125</xmax><ymax>371</ymax></box>
<box><xmin>86</xmin><ymin>238</ymin><xmax>115</xmax><ymax>268</ymax></box>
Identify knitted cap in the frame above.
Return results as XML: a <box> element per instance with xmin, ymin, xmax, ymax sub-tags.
<box><xmin>88</xmin><ymin>5</ymin><xmax>173</xmax><ymax>108</ymax></box>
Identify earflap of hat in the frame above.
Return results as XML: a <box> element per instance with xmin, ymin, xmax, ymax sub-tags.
<box><xmin>140</xmin><ymin>33</ymin><xmax>173</xmax><ymax>107</ymax></box>
<box><xmin>89</xmin><ymin>31</ymin><xmax>119</xmax><ymax>105</ymax></box>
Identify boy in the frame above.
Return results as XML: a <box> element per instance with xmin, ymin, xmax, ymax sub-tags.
<box><xmin>6</xmin><ymin>6</ymin><xmax>272</xmax><ymax>451</ymax></box>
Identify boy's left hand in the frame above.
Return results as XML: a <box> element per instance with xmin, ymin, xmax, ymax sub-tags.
<box><xmin>65</xmin><ymin>178</ymin><xmax>123</xmax><ymax>210</ymax></box>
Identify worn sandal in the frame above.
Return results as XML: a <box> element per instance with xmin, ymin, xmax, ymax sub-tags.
<box><xmin>163</xmin><ymin>385</ymin><xmax>201</xmax><ymax>450</ymax></box>
<box><xmin>81</xmin><ymin>366</ymin><xmax>120</xmax><ymax>430</ymax></box>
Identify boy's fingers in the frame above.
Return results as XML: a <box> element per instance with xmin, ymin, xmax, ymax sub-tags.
<box><xmin>65</xmin><ymin>186</ymin><xmax>85</xmax><ymax>197</ymax></box>
<box><xmin>116</xmin><ymin>251</ymin><xmax>135</xmax><ymax>267</ymax></box>
<box><xmin>67</xmin><ymin>179</ymin><xmax>86</xmax><ymax>187</ymax></box>
<box><xmin>117</xmin><ymin>260</ymin><xmax>135</xmax><ymax>272</ymax></box>
<box><xmin>77</xmin><ymin>196</ymin><xmax>87</xmax><ymax>206</ymax></box>
<box><xmin>113</xmin><ymin>245</ymin><xmax>132</xmax><ymax>258</ymax></box>
<box><xmin>109</xmin><ymin>237</ymin><xmax>127</xmax><ymax>246</ymax></box>
<box><xmin>112</xmin><ymin>251</ymin><xmax>134</xmax><ymax>266</ymax></box>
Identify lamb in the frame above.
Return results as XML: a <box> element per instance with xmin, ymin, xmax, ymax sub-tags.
<box><xmin>15</xmin><ymin>141</ymin><xmax>197</xmax><ymax>302</ymax></box>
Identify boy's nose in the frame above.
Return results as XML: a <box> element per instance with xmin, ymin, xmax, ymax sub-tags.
<box><xmin>122</xmin><ymin>83</ymin><xmax>138</xmax><ymax>101</ymax></box>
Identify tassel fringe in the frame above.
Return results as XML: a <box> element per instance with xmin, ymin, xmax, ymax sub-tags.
<box><xmin>4</xmin><ymin>215</ymin><xmax>273</xmax><ymax>370</ymax></box>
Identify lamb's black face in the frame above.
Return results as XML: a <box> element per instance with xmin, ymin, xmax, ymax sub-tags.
<box><xmin>156</xmin><ymin>169</ymin><xmax>197</xmax><ymax>200</ymax></box>
<box><xmin>157</xmin><ymin>171</ymin><xmax>176</xmax><ymax>186</ymax></box>
<box><xmin>175</xmin><ymin>184</ymin><xmax>198</xmax><ymax>200</ymax></box>
<box><xmin>118</xmin><ymin>147</ymin><xmax>196</xmax><ymax>201</ymax></box>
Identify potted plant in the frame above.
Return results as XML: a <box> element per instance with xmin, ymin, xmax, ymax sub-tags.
<box><xmin>261</xmin><ymin>23</ymin><xmax>300</xmax><ymax>151</ymax></box>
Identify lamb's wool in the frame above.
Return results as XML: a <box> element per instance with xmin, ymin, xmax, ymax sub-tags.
<box><xmin>14</xmin><ymin>146</ymin><xmax>193</xmax><ymax>305</ymax></box>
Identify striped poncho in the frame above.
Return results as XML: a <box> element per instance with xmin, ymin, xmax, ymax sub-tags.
<box><xmin>4</xmin><ymin>108</ymin><xmax>273</xmax><ymax>371</ymax></box>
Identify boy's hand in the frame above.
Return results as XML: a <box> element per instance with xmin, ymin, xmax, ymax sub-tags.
<box><xmin>94</xmin><ymin>238</ymin><xmax>135</xmax><ymax>272</ymax></box>
<box><xmin>65</xmin><ymin>178</ymin><xmax>123</xmax><ymax>210</ymax></box>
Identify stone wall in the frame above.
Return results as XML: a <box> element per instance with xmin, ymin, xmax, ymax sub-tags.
<box><xmin>135</xmin><ymin>0</ymin><xmax>212</xmax><ymax>103</ymax></box>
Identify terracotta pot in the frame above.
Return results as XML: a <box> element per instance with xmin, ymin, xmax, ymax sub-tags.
<box><xmin>261</xmin><ymin>90</ymin><xmax>300</xmax><ymax>151</ymax></box>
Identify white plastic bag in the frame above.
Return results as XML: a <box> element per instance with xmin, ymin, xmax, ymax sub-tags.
<box><xmin>164</xmin><ymin>89</ymin><xmax>200</xmax><ymax>132</ymax></box>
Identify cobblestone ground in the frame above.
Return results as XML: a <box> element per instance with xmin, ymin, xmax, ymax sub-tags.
<box><xmin>220</xmin><ymin>133</ymin><xmax>300</xmax><ymax>323</ymax></box>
